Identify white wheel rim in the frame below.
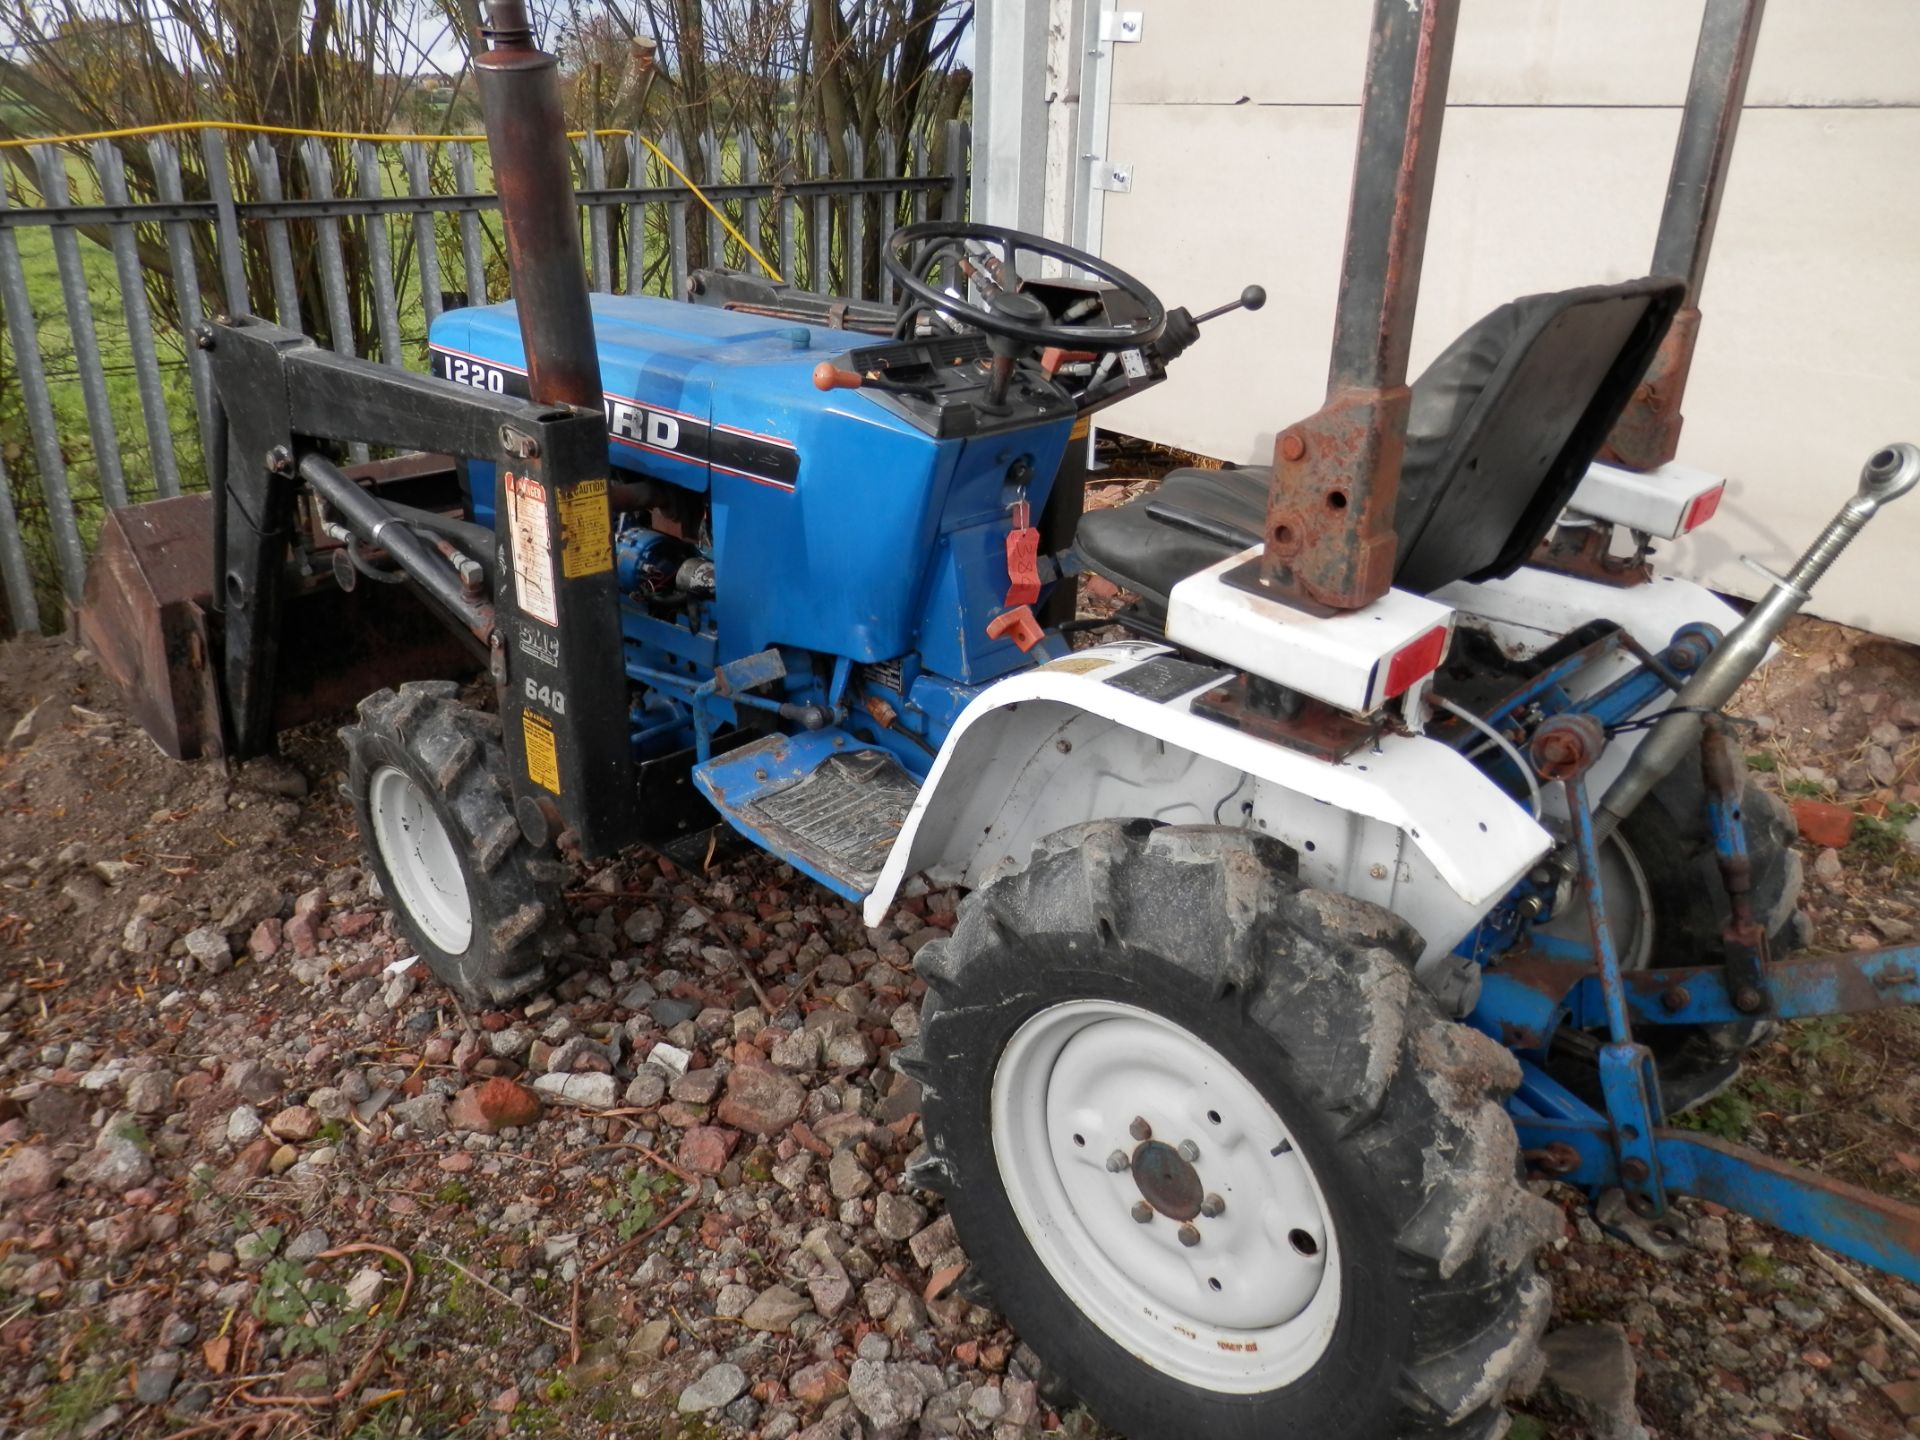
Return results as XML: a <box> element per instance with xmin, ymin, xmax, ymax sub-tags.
<box><xmin>991</xmin><ymin>1000</ymin><xmax>1342</xmax><ymax>1394</ymax></box>
<box><xmin>368</xmin><ymin>765</ymin><xmax>473</xmax><ymax>954</ymax></box>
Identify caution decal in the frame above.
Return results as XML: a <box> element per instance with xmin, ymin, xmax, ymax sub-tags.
<box><xmin>522</xmin><ymin>711</ymin><xmax>561</xmax><ymax>795</ymax></box>
<box><xmin>558</xmin><ymin>478</ymin><xmax>613</xmax><ymax>579</ymax></box>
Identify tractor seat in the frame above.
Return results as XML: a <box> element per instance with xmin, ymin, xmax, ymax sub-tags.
<box><xmin>1075</xmin><ymin>276</ymin><xmax>1684</xmax><ymax>611</ymax></box>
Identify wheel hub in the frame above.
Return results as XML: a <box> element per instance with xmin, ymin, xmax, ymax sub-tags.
<box><xmin>991</xmin><ymin>1000</ymin><xmax>1343</xmax><ymax>1394</ymax></box>
<box><xmin>367</xmin><ymin>764</ymin><xmax>473</xmax><ymax>955</ymax></box>
<box><xmin>1130</xmin><ymin>1139</ymin><xmax>1203</xmax><ymax>1221</ymax></box>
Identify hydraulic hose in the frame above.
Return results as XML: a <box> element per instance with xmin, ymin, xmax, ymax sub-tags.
<box><xmin>1593</xmin><ymin>442</ymin><xmax>1920</xmax><ymax>842</ymax></box>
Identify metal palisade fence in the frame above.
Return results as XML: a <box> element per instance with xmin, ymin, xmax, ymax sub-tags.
<box><xmin>0</xmin><ymin>121</ymin><xmax>969</xmax><ymax>635</ymax></box>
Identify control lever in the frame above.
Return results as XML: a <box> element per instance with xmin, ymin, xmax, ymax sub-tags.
<box><xmin>1190</xmin><ymin>285</ymin><xmax>1269</xmax><ymax>327</ymax></box>
<box><xmin>813</xmin><ymin>363</ymin><xmax>865</xmax><ymax>392</ymax></box>
<box><xmin>1156</xmin><ymin>284</ymin><xmax>1267</xmax><ymax>362</ymax></box>
<box><xmin>812</xmin><ymin>361</ymin><xmax>935</xmax><ymax>402</ymax></box>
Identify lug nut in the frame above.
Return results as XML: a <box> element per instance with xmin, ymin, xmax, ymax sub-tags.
<box><xmin>1129</xmin><ymin>1116</ymin><xmax>1152</xmax><ymax>1142</ymax></box>
<box><xmin>1106</xmin><ymin>1150</ymin><xmax>1130</xmax><ymax>1173</ymax></box>
<box><xmin>1200</xmin><ymin>1193</ymin><xmax>1225</xmax><ymax>1218</ymax></box>
<box><xmin>1178</xmin><ymin>1223</ymin><xmax>1201</xmax><ymax>1247</ymax></box>
<box><xmin>1177</xmin><ymin>1139</ymin><xmax>1200</xmax><ymax>1163</ymax></box>
<box><xmin>1131</xmin><ymin>1201</ymin><xmax>1154</xmax><ymax>1224</ymax></box>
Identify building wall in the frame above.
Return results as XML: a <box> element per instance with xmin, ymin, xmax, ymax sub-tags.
<box><xmin>1090</xmin><ymin>1</ymin><xmax>1920</xmax><ymax>641</ymax></box>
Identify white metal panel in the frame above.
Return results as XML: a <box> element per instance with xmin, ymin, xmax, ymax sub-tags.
<box><xmin>863</xmin><ymin>644</ymin><xmax>1553</xmax><ymax>955</ymax></box>
<box><xmin>1110</xmin><ymin>0</ymin><xmax>1920</xmax><ymax>108</ymax></box>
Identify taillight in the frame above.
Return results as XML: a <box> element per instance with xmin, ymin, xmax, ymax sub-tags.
<box><xmin>1682</xmin><ymin>482</ymin><xmax>1725</xmax><ymax>533</ymax></box>
<box><xmin>1384</xmin><ymin>624</ymin><xmax>1450</xmax><ymax>700</ymax></box>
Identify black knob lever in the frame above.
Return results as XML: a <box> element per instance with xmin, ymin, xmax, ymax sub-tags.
<box><xmin>1190</xmin><ymin>285</ymin><xmax>1267</xmax><ymax>327</ymax></box>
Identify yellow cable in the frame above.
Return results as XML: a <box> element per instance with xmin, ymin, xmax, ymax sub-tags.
<box><xmin>631</xmin><ymin>132</ymin><xmax>782</xmax><ymax>283</ymax></box>
<box><xmin>0</xmin><ymin>120</ymin><xmax>784</xmax><ymax>282</ymax></box>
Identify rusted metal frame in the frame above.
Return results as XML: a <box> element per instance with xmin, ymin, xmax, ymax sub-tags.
<box><xmin>1529</xmin><ymin>520</ymin><xmax>1655</xmax><ymax>588</ymax></box>
<box><xmin>1602</xmin><ymin>0</ymin><xmax>1766</xmax><ymax>471</ymax></box>
<box><xmin>1191</xmin><ymin>676</ymin><xmax>1383</xmax><ymax>762</ymax></box>
<box><xmin>1243</xmin><ymin>0</ymin><xmax>1461</xmax><ymax>613</ymax></box>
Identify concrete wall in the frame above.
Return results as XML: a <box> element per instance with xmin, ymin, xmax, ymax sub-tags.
<box><xmin>1091</xmin><ymin>1</ymin><xmax>1920</xmax><ymax>641</ymax></box>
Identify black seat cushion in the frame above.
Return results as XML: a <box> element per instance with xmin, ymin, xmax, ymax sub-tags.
<box><xmin>1073</xmin><ymin>467</ymin><xmax>1267</xmax><ymax>613</ymax></box>
<box><xmin>1075</xmin><ymin>276</ymin><xmax>1683</xmax><ymax>610</ymax></box>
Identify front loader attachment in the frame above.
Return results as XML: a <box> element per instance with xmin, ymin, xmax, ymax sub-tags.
<box><xmin>78</xmin><ymin>478</ymin><xmax>480</xmax><ymax>761</ymax></box>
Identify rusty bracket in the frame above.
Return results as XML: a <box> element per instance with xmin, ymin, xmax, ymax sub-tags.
<box><xmin>1529</xmin><ymin>517</ymin><xmax>1654</xmax><ymax>589</ymax></box>
<box><xmin>1599</xmin><ymin>306</ymin><xmax>1701</xmax><ymax>473</ymax></box>
<box><xmin>1192</xmin><ymin>676</ymin><xmax>1384</xmax><ymax>762</ymax></box>
<box><xmin>1240</xmin><ymin>0</ymin><xmax>1460</xmax><ymax>613</ymax></box>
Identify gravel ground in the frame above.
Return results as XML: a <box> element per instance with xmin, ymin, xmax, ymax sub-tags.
<box><xmin>2</xmin><ymin>583</ymin><xmax>1920</xmax><ymax>1440</ymax></box>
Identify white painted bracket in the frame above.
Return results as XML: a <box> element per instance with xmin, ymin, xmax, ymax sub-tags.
<box><xmin>1564</xmin><ymin>459</ymin><xmax>1726</xmax><ymax>540</ymax></box>
<box><xmin>1167</xmin><ymin>546</ymin><xmax>1457</xmax><ymax>715</ymax></box>
<box><xmin>1091</xmin><ymin>161</ymin><xmax>1133</xmax><ymax>193</ymax></box>
<box><xmin>1099</xmin><ymin>11</ymin><xmax>1143</xmax><ymax>42</ymax></box>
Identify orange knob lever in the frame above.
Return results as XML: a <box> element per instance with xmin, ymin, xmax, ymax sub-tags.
<box><xmin>812</xmin><ymin>362</ymin><xmax>865</xmax><ymax>392</ymax></box>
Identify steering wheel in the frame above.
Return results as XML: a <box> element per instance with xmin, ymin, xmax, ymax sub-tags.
<box><xmin>883</xmin><ymin>220</ymin><xmax>1167</xmax><ymax>352</ymax></box>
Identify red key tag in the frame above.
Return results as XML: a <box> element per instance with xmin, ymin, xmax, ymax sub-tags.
<box><xmin>1005</xmin><ymin>496</ymin><xmax>1041</xmax><ymax>607</ymax></box>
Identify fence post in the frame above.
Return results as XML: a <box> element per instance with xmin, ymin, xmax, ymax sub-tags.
<box><xmin>700</xmin><ymin>128</ymin><xmax>724</xmax><ymax>269</ymax></box>
<box><xmin>810</xmin><ymin>132</ymin><xmax>832</xmax><ymax>294</ymax></box>
<box><xmin>301</xmin><ymin>140</ymin><xmax>370</xmax><ymax>463</ymax></box>
<box><xmin>401</xmin><ymin>142</ymin><xmax>444</xmax><ymax>325</ymax></box>
<box><xmin>94</xmin><ymin>140</ymin><xmax>182</xmax><ymax>500</ymax></box>
<box><xmin>451</xmin><ymin>143</ymin><xmax>491</xmax><ymax>307</ymax></box>
<box><xmin>945</xmin><ymin>121</ymin><xmax>968</xmax><ymax>223</ymax></box>
<box><xmin>879</xmin><ymin>133</ymin><xmax>900</xmax><ymax>306</ymax></box>
<box><xmin>245</xmin><ymin>135</ymin><xmax>303</xmax><ymax>328</ymax></box>
<box><xmin>583</xmin><ymin>131</ymin><xmax>612</xmax><ymax>294</ymax></box>
<box><xmin>356</xmin><ymin>141</ymin><xmax>407</xmax><ymax>367</ymax></box>
<box><xmin>148</xmin><ymin>138</ymin><xmax>215</xmax><ymax>473</ymax></box>
<box><xmin>740</xmin><ymin>132</ymin><xmax>762</xmax><ymax>276</ymax></box>
<box><xmin>624</xmin><ymin>134</ymin><xmax>648</xmax><ymax>297</ymax></box>
<box><xmin>0</xmin><ymin>443</ymin><xmax>39</xmax><ymax>634</ymax></box>
<box><xmin>33</xmin><ymin>145</ymin><xmax>128</xmax><ymax>513</ymax></box>
<box><xmin>198</xmin><ymin>130</ymin><xmax>251</xmax><ymax>316</ymax></box>
<box><xmin>776</xmin><ymin>138</ymin><xmax>796</xmax><ymax>285</ymax></box>
<box><xmin>0</xmin><ymin>176</ymin><xmax>84</xmax><ymax>602</ymax></box>
<box><xmin>664</xmin><ymin>132</ymin><xmax>690</xmax><ymax>299</ymax></box>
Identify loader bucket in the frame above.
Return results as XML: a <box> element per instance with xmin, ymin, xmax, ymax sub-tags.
<box><xmin>78</xmin><ymin>491</ymin><xmax>482</xmax><ymax>760</ymax></box>
<box><xmin>77</xmin><ymin>495</ymin><xmax>224</xmax><ymax>760</ymax></box>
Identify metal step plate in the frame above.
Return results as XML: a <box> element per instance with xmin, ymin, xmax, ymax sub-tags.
<box><xmin>693</xmin><ymin>731</ymin><xmax>919</xmax><ymax>900</ymax></box>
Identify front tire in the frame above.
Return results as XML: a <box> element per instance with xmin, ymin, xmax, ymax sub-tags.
<box><xmin>341</xmin><ymin>681</ymin><xmax>566</xmax><ymax>1008</ymax></box>
<box><xmin>901</xmin><ymin>821</ymin><xmax>1561</xmax><ymax>1440</ymax></box>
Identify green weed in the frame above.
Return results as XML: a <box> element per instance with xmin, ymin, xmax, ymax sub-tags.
<box><xmin>1678</xmin><ymin>1089</ymin><xmax>1754</xmax><ymax>1142</ymax></box>
<box><xmin>602</xmin><ymin>1166</ymin><xmax>674</xmax><ymax>1243</ymax></box>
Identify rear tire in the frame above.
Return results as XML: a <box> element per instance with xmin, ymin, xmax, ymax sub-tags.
<box><xmin>900</xmin><ymin>820</ymin><xmax>1560</xmax><ymax>1440</ymax></box>
<box><xmin>341</xmin><ymin>681</ymin><xmax>566</xmax><ymax>1008</ymax></box>
<box><xmin>1546</xmin><ymin>759</ymin><xmax>1805</xmax><ymax>1110</ymax></box>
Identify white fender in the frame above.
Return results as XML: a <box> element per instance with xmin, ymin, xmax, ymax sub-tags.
<box><xmin>863</xmin><ymin>643</ymin><xmax>1555</xmax><ymax>961</ymax></box>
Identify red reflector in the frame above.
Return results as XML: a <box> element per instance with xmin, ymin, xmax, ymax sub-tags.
<box><xmin>1384</xmin><ymin>624</ymin><xmax>1450</xmax><ymax>701</ymax></box>
<box><xmin>1682</xmin><ymin>482</ymin><xmax>1725</xmax><ymax>533</ymax></box>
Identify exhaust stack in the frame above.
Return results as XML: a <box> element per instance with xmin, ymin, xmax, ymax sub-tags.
<box><xmin>1594</xmin><ymin>442</ymin><xmax>1920</xmax><ymax>840</ymax></box>
<box><xmin>474</xmin><ymin>0</ymin><xmax>603</xmax><ymax>410</ymax></box>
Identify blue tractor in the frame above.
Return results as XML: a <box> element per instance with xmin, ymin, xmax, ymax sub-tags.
<box><xmin>78</xmin><ymin>1</ymin><xmax>1920</xmax><ymax>1437</ymax></box>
